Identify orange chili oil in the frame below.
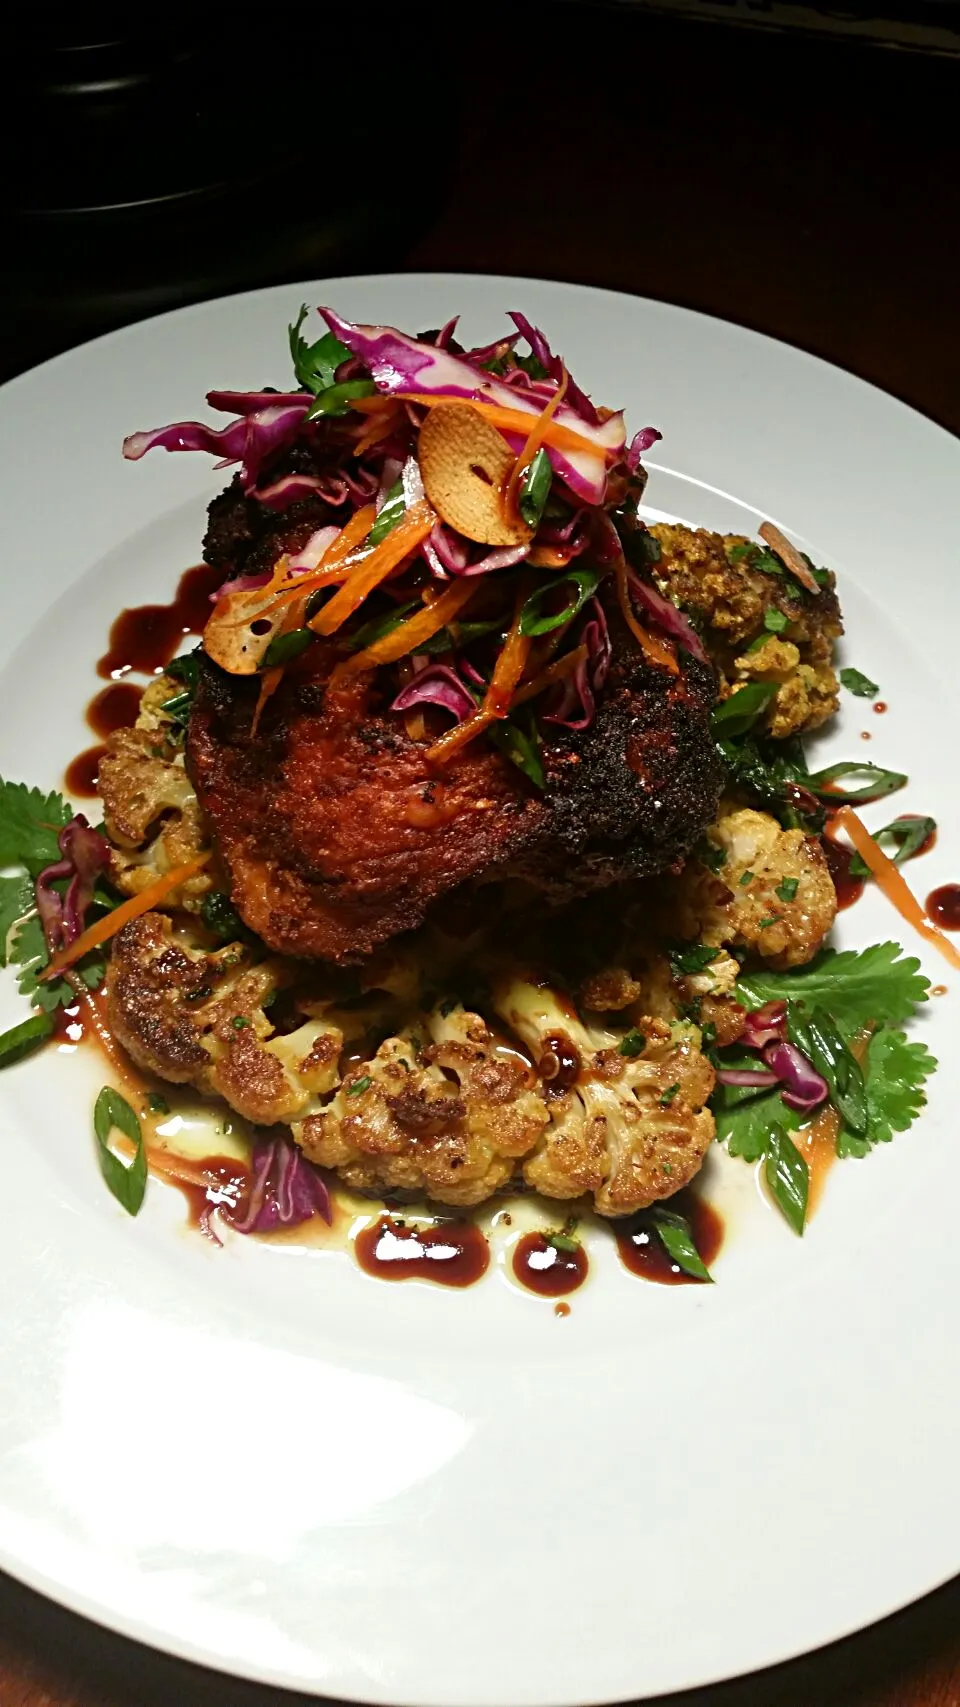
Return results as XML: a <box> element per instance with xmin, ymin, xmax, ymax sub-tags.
<box><xmin>512</xmin><ymin>1231</ymin><xmax>588</xmax><ymax>1297</ymax></box>
<box><xmin>615</xmin><ymin>1191</ymin><xmax>722</xmax><ymax>1285</ymax></box>
<box><xmin>354</xmin><ymin>1215</ymin><xmax>490</xmax><ymax>1286</ymax></box>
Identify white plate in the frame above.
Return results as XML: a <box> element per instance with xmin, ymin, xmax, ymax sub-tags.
<box><xmin>0</xmin><ymin>275</ymin><xmax>957</xmax><ymax>1706</ymax></box>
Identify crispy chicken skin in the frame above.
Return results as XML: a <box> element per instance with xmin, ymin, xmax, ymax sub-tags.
<box><xmin>186</xmin><ymin>589</ymin><xmax>723</xmax><ymax>964</ymax></box>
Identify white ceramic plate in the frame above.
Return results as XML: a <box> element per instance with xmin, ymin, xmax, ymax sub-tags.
<box><xmin>0</xmin><ymin>275</ymin><xmax>958</xmax><ymax>1706</ymax></box>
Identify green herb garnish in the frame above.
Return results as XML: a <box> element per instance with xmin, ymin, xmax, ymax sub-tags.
<box><xmin>517</xmin><ymin>448</ymin><xmax>552</xmax><ymax>531</ymax></box>
<box><xmin>519</xmin><ymin>566</ymin><xmax>601</xmax><ymax>637</ymax></box>
<box><xmin>739</xmin><ymin>870</ymin><xmax>754</xmax><ymax>886</ymax></box>
<box><xmin>711</xmin><ymin>682</ymin><xmax>778</xmax><ymax>738</ymax></box>
<box><xmin>696</xmin><ymin>838</ymin><xmax>726</xmax><ymax>874</ymax></box>
<box><xmin>764</xmin><ymin>1125</ymin><xmax>808</xmax><ymax>1236</ymax></box>
<box><xmin>347</xmin><ymin>600</ymin><xmax>419</xmax><ymax>653</ymax></box>
<box><xmin>670</xmin><ymin>944</ymin><xmax>722</xmax><ymax>976</ymax></box>
<box><xmin>261</xmin><ymin>628</ymin><xmax>314</xmax><ymax>669</ymax></box>
<box><xmin>848</xmin><ymin>815</ymin><xmax>936</xmax><ymax>878</ymax></box>
<box><xmin>93</xmin><ymin>1087</ymin><xmax>148</xmax><ymax>1217</ymax></box>
<box><xmin>231</xmin><ymin>1015</ymin><xmax>251</xmax><ymax>1030</ymax></box>
<box><xmin>775</xmin><ymin>877</ymin><xmax>799</xmax><ymax>903</ymax></box>
<box><xmin>839</xmin><ymin>667</ymin><xmax>879</xmax><ymax>699</ymax></box>
<box><xmin>737</xmin><ymin>941</ymin><xmax>929</xmax><ymax>1029</ymax></box>
<box><xmin>659</xmin><ymin>1084</ymin><xmax>680</xmax><ymax>1106</ymax></box>
<box><xmin>788</xmin><ymin>1005</ymin><xmax>867</xmax><ymax>1136</ymax></box>
<box><xmin>650</xmin><ymin>1208</ymin><xmax>712</xmax><ymax>1280</ymax></box>
<box><xmin>489</xmin><ymin>717</ymin><xmax>545</xmax><ymax>789</ymax></box>
<box><xmin>147</xmin><ymin>1092</ymin><xmax>170</xmax><ymax>1115</ymax></box>
<box><xmin>347</xmin><ymin>1076</ymin><xmax>372</xmax><ymax>1097</ymax></box>
<box><xmin>763</xmin><ymin>608</ymin><xmax>789</xmax><ymax>634</ymax></box>
<box><xmin>805</xmin><ymin>760</ymin><xmax>907</xmax><ymax>804</ymax></box>
<box><xmin>0</xmin><ymin>1012</ymin><xmax>55</xmax><ymax>1067</ymax></box>
<box><xmin>200</xmin><ymin>891</ymin><xmax>250</xmax><ymax>943</ymax></box>
<box><xmin>618</xmin><ymin>1030</ymin><xmax>646</xmax><ymax>1058</ymax></box>
<box><xmin>367</xmin><ymin>480</ymin><xmax>405</xmax><ymax>547</ymax></box>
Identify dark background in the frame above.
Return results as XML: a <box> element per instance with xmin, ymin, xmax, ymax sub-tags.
<box><xmin>2</xmin><ymin>5</ymin><xmax>959</xmax><ymax>1704</ymax></box>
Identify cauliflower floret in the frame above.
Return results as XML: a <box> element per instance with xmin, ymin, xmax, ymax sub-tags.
<box><xmin>647</xmin><ymin>523</ymin><xmax>842</xmax><ymax>736</ymax></box>
<box><xmin>99</xmin><ymin>675</ymin><xmax>214</xmax><ymax>911</ymax></box>
<box><xmin>295</xmin><ymin>1006</ymin><xmax>549</xmax><ymax>1208</ymax></box>
<box><xmin>675</xmin><ymin>807</ymin><xmax>836</xmax><ymax>969</ymax></box>
<box><xmin>107</xmin><ymin>912</ymin><xmax>342</xmax><ymax>1124</ymax></box>
<box><xmin>492</xmin><ymin>978</ymin><xmax>715</xmax><ymax>1216</ymax></box>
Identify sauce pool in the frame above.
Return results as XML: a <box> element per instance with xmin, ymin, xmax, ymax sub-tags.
<box><xmin>822</xmin><ymin>822</ymin><xmax>865</xmax><ymax>912</ymax></box>
<box><xmin>97</xmin><ymin>562</ymin><xmax>223</xmax><ymax>678</ymax></box>
<box><xmin>616</xmin><ymin>1191</ymin><xmax>722</xmax><ymax>1285</ymax></box>
<box><xmin>512</xmin><ymin>1232</ymin><xmax>588</xmax><ymax>1297</ymax></box>
<box><xmin>354</xmin><ymin>1215</ymin><xmax>489</xmax><ymax>1287</ymax></box>
<box><xmin>64</xmin><ymin>745</ymin><xmax>106</xmax><ymax>799</ymax></box>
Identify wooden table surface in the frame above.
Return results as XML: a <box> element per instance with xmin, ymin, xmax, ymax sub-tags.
<box><xmin>2</xmin><ymin>6</ymin><xmax>959</xmax><ymax>1703</ymax></box>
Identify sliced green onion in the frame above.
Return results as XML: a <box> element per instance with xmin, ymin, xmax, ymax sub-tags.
<box><xmin>346</xmin><ymin>600</ymin><xmax>419</xmax><ymax>653</ymax></box>
<box><xmin>517</xmin><ymin>448</ymin><xmax>553</xmax><ymax>531</ymax></box>
<box><xmin>764</xmin><ymin>608</ymin><xmax>789</xmax><ymax>634</ymax></box>
<box><xmin>651</xmin><ymin>1208</ymin><xmax>713</xmax><ymax>1280</ymax></box>
<box><xmin>519</xmin><ymin>567</ymin><xmax>600</xmax><ymax>637</ymax></box>
<box><xmin>305</xmin><ymin>378</ymin><xmax>377</xmax><ymax>420</ymax></box>
<box><xmin>0</xmin><ymin>1012</ymin><xmax>54</xmax><ymax>1068</ymax></box>
<box><xmin>806</xmin><ymin>761</ymin><xmax>907</xmax><ymax>803</ymax></box>
<box><xmin>367</xmin><ymin>480</ymin><xmax>406</xmax><ymax>547</ymax></box>
<box><xmin>764</xmin><ymin>1125</ymin><xmax>808</xmax><ymax>1235</ymax></box>
<box><xmin>788</xmin><ymin>1005</ymin><xmax>867</xmax><ymax>1135</ymax></box>
<box><xmin>261</xmin><ymin>628</ymin><xmax>314</xmax><ymax>669</ymax></box>
<box><xmin>93</xmin><ymin>1086</ymin><xmax>148</xmax><ymax>1216</ymax></box>
<box><xmin>489</xmin><ymin>718</ymin><xmax>545</xmax><ymax>789</ymax></box>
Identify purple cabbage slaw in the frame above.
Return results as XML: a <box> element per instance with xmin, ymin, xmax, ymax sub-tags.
<box><xmin>228</xmin><ymin>1133</ymin><xmax>332</xmax><ymax>1236</ymax></box>
<box><xmin>716</xmin><ymin>1000</ymin><xmax>829</xmax><ymax>1115</ymax></box>
<box><xmin>35</xmin><ymin>816</ymin><xmax>111</xmax><ymax>958</ymax></box>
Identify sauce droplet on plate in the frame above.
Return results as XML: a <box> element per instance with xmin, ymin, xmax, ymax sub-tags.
<box><xmin>354</xmin><ymin>1215</ymin><xmax>489</xmax><ymax>1287</ymax></box>
<box><xmin>97</xmin><ymin>563</ymin><xmax>223</xmax><ymax>678</ymax></box>
<box><xmin>926</xmin><ymin>885</ymin><xmax>960</xmax><ymax>931</ymax></box>
<box><xmin>64</xmin><ymin>745</ymin><xmax>106</xmax><ymax>799</ymax></box>
<box><xmin>512</xmin><ymin>1232</ymin><xmax>588</xmax><ymax>1297</ymax></box>
<box><xmin>822</xmin><ymin>820</ymin><xmax>865</xmax><ymax>911</ymax></box>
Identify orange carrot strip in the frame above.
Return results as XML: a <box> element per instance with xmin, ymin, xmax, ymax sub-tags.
<box><xmin>335</xmin><ymin>578</ymin><xmax>479</xmax><ymax>677</ymax></box>
<box><xmin>353</xmin><ymin>403</ymin><xmax>406</xmax><ymax>458</ymax></box>
<box><xmin>758</xmin><ymin>521</ymin><xmax>822</xmax><ymax>597</ymax></box>
<box><xmin>353</xmin><ymin>393</ymin><xmax>609</xmax><ymax>459</ymax></box>
<box><xmin>427</xmin><ymin>585</ymin><xmax>532</xmax><ymax>764</ymax></box>
<box><xmin>269</xmin><ymin>505</ymin><xmax>378</xmax><ymax>614</ymax></box>
<box><xmin>832</xmin><ymin>807</ymin><xmax>960</xmax><ymax>972</ymax></box>
<box><xmin>251</xmin><ymin>665</ymin><xmax>284</xmax><ymax>737</ymax></box>
<box><xmin>41</xmin><ymin>853</ymin><xmax>212</xmax><ymax>981</ymax></box>
<box><xmin>512</xmin><ymin>644</ymin><xmax>587</xmax><ymax>707</ymax></box>
<box><xmin>527</xmin><ymin>545</ymin><xmax>578</xmax><ymax>569</ymax></box>
<box><xmin>614</xmin><ymin>557</ymin><xmax>679</xmax><ymax>675</ymax></box>
<box><xmin>504</xmin><ymin>367</ymin><xmax>569</xmax><ymax>521</ymax></box>
<box><xmin>310</xmin><ymin>500</ymin><xmax>436</xmax><ymax>637</ymax></box>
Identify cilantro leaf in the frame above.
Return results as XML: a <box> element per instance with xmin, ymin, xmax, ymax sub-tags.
<box><xmin>0</xmin><ymin>778</ymin><xmax>72</xmax><ymax>876</ymax></box>
<box><xmin>0</xmin><ymin>874</ymin><xmax>33</xmax><ymax>967</ymax></box>
<box><xmin>736</xmin><ymin>942</ymin><xmax>929</xmax><ymax>1029</ymax></box>
<box><xmin>11</xmin><ymin>912</ymin><xmax>104</xmax><ymax>1013</ymax></box>
<box><xmin>764</xmin><ymin>607</ymin><xmax>789</xmax><ymax>635</ymax></box>
<box><xmin>837</xmin><ymin>1028</ymin><xmax>937</xmax><ymax>1157</ymax></box>
<box><xmin>711</xmin><ymin>682</ymin><xmax>778</xmax><ymax>738</ymax></box>
<box><xmin>840</xmin><ymin>667</ymin><xmax>879</xmax><ymax>699</ymax></box>
<box><xmin>714</xmin><ymin>1087</ymin><xmax>803</xmax><ymax>1161</ymax></box>
<box><xmin>670</xmin><ymin>944</ymin><xmax>721</xmax><ymax>976</ymax></box>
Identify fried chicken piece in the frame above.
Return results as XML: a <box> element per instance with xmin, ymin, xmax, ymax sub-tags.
<box><xmin>492</xmin><ymin>978</ymin><xmax>715</xmax><ymax>1214</ymax></box>
<box><xmin>106</xmin><ymin>912</ymin><xmax>342</xmax><ymax>1124</ymax></box>
<box><xmin>670</xmin><ymin>806</ymin><xmax>837</xmax><ymax>969</ymax></box>
<box><xmin>186</xmin><ymin>586</ymin><xmax>723</xmax><ymax>964</ymax></box>
<box><xmin>295</xmin><ymin>1006</ymin><xmax>550</xmax><ymax>1208</ymax></box>
<box><xmin>645</xmin><ymin>522</ymin><xmax>842</xmax><ymax>736</ymax></box>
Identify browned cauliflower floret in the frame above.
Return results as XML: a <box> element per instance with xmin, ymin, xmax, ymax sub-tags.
<box><xmin>98</xmin><ymin>676</ymin><xmax>214</xmax><ymax>910</ymax></box>
<box><xmin>647</xmin><ymin>523</ymin><xmax>842</xmax><ymax>736</ymax></box>
<box><xmin>295</xmin><ymin>1006</ymin><xmax>549</xmax><ymax>1208</ymax></box>
<box><xmin>492</xmin><ymin>978</ymin><xmax>715</xmax><ymax>1216</ymax></box>
<box><xmin>107</xmin><ymin>912</ymin><xmax>342</xmax><ymax>1124</ymax></box>
<box><xmin>673</xmin><ymin>807</ymin><xmax>836</xmax><ymax>969</ymax></box>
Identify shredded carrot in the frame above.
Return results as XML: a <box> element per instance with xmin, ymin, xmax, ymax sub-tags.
<box><xmin>504</xmin><ymin>366</ymin><xmax>569</xmax><ymax>523</ymax></box>
<box><xmin>353</xmin><ymin>402</ymin><xmax>406</xmax><ymax>458</ymax></box>
<box><xmin>352</xmin><ymin>393</ymin><xmax>609</xmax><ymax>459</ymax></box>
<box><xmin>512</xmin><ymin>644</ymin><xmax>587</xmax><ymax>708</ymax></box>
<box><xmin>251</xmin><ymin>665</ymin><xmax>284</xmax><ymax>737</ymax></box>
<box><xmin>427</xmin><ymin>583</ymin><xmax>532</xmax><ymax>764</ymax></box>
<box><xmin>335</xmin><ymin>577</ymin><xmax>479</xmax><ymax>678</ymax></box>
<box><xmin>527</xmin><ymin>545</ymin><xmax>577</xmax><ymax>569</ymax></box>
<box><xmin>41</xmin><ymin>853</ymin><xmax>212</xmax><ymax>981</ymax></box>
<box><xmin>758</xmin><ymin>521</ymin><xmax>822</xmax><ymax>597</ymax></box>
<box><xmin>614</xmin><ymin>557</ymin><xmax>679</xmax><ymax>674</ymax></box>
<box><xmin>310</xmin><ymin>500</ymin><xmax>436</xmax><ymax>637</ymax></box>
<box><xmin>832</xmin><ymin>806</ymin><xmax>960</xmax><ymax>972</ymax></box>
<box><xmin>268</xmin><ymin>505</ymin><xmax>377</xmax><ymax>615</ymax></box>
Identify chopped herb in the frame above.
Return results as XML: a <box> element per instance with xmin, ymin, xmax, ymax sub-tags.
<box><xmin>840</xmin><ymin>667</ymin><xmax>879</xmax><ymax>699</ymax></box>
<box><xmin>711</xmin><ymin>682</ymin><xmax>778</xmax><ymax>738</ymax></box>
<box><xmin>489</xmin><ymin>716</ymin><xmax>545</xmax><ymax>789</ymax></box>
<box><xmin>848</xmin><ymin>815</ymin><xmax>936</xmax><ymax>879</ymax></box>
<box><xmin>519</xmin><ymin>566</ymin><xmax>600</xmax><ymax>637</ymax></box>
<box><xmin>651</xmin><ymin>1208</ymin><xmax>712</xmax><ymax>1280</ymax></box>
<box><xmin>346</xmin><ymin>1075</ymin><xmax>372</xmax><ymax>1096</ymax></box>
<box><xmin>93</xmin><ymin>1087</ymin><xmax>147</xmax><ymax>1217</ymax></box>
<box><xmin>764</xmin><ymin>1125</ymin><xmax>808</xmax><ymax>1235</ymax></box>
<box><xmin>517</xmin><ymin>448</ymin><xmax>553</xmax><ymax>531</ymax></box>
<box><xmin>757</xmin><ymin>916</ymin><xmax>780</xmax><ymax>930</ymax></box>
<box><xmin>659</xmin><ymin>1083</ymin><xmax>680</xmax><ymax>1106</ymax></box>
<box><xmin>201</xmin><ymin>891</ymin><xmax>250</xmax><ymax>943</ymax></box>
<box><xmin>805</xmin><ymin>760</ymin><xmax>907</xmax><ymax>804</ymax></box>
<box><xmin>739</xmin><ymin>870</ymin><xmax>754</xmax><ymax>887</ymax></box>
<box><xmin>185</xmin><ymin>985</ymin><xmax>213</xmax><ymax>1004</ymax></box>
<box><xmin>763</xmin><ymin>607</ymin><xmax>789</xmax><ymax>634</ymax></box>
<box><xmin>696</xmin><ymin>838</ymin><xmax>726</xmax><ymax>874</ymax></box>
<box><xmin>662</xmin><ymin>1162</ymin><xmax>673</xmax><ymax>1176</ymax></box>
<box><xmin>367</xmin><ymin>480</ymin><xmax>405</xmax><ymax>547</ymax></box>
<box><xmin>700</xmin><ymin>1022</ymin><xmax>717</xmax><ymax>1048</ymax></box>
<box><xmin>544</xmin><ymin>1231</ymin><xmax>580</xmax><ymax>1254</ymax></box>
<box><xmin>288</xmin><ymin>306</ymin><xmax>351</xmax><ymax>391</ymax></box>
<box><xmin>146</xmin><ymin>1092</ymin><xmax>170</xmax><ymax>1115</ymax></box>
<box><xmin>0</xmin><ymin>1011</ymin><xmax>54</xmax><ymax>1067</ymax></box>
<box><xmin>261</xmin><ymin>627</ymin><xmax>314</xmax><ymax>669</ymax></box>
<box><xmin>618</xmin><ymin>1029</ymin><xmax>646</xmax><ymax>1058</ymax></box>
<box><xmin>231</xmin><ymin>1015</ymin><xmax>251</xmax><ymax>1030</ymax></box>
<box><xmin>305</xmin><ymin>378</ymin><xmax>377</xmax><ymax>420</ymax></box>
<box><xmin>775</xmin><ymin>877</ymin><xmax>799</xmax><ymax>903</ymax></box>
<box><xmin>346</xmin><ymin>600</ymin><xmax>419</xmax><ymax>653</ymax></box>
<box><xmin>160</xmin><ymin>690</ymin><xmax>193</xmax><ymax>724</ymax></box>
<box><xmin>166</xmin><ymin>647</ymin><xmax>202</xmax><ymax>692</ymax></box>
<box><xmin>670</xmin><ymin>944</ymin><xmax>721</xmax><ymax>976</ymax></box>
